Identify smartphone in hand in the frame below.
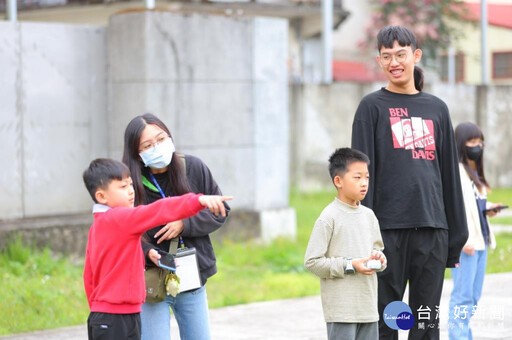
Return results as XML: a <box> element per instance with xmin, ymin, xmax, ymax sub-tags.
<box><xmin>157</xmin><ymin>249</ymin><xmax>176</xmax><ymax>271</ymax></box>
<box><xmin>483</xmin><ymin>205</ymin><xmax>509</xmax><ymax>214</ymax></box>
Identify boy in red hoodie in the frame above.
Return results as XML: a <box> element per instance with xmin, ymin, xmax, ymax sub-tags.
<box><xmin>82</xmin><ymin>158</ymin><xmax>231</xmax><ymax>340</ymax></box>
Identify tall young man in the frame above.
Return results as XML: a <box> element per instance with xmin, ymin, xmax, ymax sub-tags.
<box><xmin>351</xmin><ymin>26</ymin><xmax>468</xmax><ymax>339</ymax></box>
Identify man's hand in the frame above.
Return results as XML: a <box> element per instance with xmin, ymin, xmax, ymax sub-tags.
<box><xmin>462</xmin><ymin>244</ymin><xmax>475</xmax><ymax>256</ymax></box>
<box><xmin>198</xmin><ymin>195</ymin><xmax>233</xmax><ymax>217</ymax></box>
<box><xmin>154</xmin><ymin>220</ymin><xmax>184</xmax><ymax>244</ymax></box>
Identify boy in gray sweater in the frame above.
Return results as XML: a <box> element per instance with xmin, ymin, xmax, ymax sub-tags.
<box><xmin>305</xmin><ymin>148</ymin><xmax>387</xmax><ymax>340</ymax></box>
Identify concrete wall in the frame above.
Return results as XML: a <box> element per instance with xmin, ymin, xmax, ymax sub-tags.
<box><xmin>1</xmin><ymin>16</ymin><xmax>511</xmax><ymax>233</ymax></box>
<box><xmin>0</xmin><ymin>13</ymin><xmax>290</xmax><ymax>220</ymax></box>
<box><xmin>0</xmin><ymin>12</ymin><xmax>297</xmax><ymax>252</ymax></box>
<box><xmin>481</xmin><ymin>85</ymin><xmax>512</xmax><ymax>185</ymax></box>
<box><xmin>0</xmin><ymin>22</ymin><xmax>107</xmax><ymax>220</ymax></box>
<box><xmin>108</xmin><ymin>12</ymin><xmax>290</xmax><ymax>212</ymax></box>
<box><xmin>290</xmin><ymin>81</ymin><xmax>384</xmax><ymax>189</ymax></box>
<box><xmin>0</xmin><ymin>13</ymin><xmax>294</xmax><ymax>250</ymax></box>
<box><xmin>291</xmin><ymin>82</ymin><xmax>512</xmax><ymax>191</ymax></box>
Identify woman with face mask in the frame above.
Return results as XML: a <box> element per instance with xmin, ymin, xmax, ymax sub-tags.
<box><xmin>122</xmin><ymin>113</ymin><xmax>230</xmax><ymax>340</ymax></box>
<box><xmin>448</xmin><ymin>122</ymin><xmax>504</xmax><ymax>339</ymax></box>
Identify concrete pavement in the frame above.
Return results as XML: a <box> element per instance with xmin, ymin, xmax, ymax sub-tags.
<box><xmin>2</xmin><ymin>272</ymin><xmax>512</xmax><ymax>340</ymax></box>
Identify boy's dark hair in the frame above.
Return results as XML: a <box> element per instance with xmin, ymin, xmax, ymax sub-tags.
<box><xmin>83</xmin><ymin>158</ymin><xmax>131</xmax><ymax>203</ymax></box>
<box><xmin>377</xmin><ymin>25</ymin><xmax>424</xmax><ymax>92</ymax></box>
<box><xmin>328</xmin><ymin>148</ymin><xmax>370</xmax><ymax>180</ymax></box>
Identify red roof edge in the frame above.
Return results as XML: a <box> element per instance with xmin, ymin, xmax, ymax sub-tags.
<box><xmin>462</xmin><ymin>3</ymin><xmax>512</xmax><ymax>30</ymax></box>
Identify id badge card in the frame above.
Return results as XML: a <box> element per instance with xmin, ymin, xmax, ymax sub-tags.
<box><xmin>175</xmin><ymin>247</ymin><xmax>201</xmax><ymax>292</ymax></box>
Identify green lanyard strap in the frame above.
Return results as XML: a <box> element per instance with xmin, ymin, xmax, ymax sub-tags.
<box><xmin>142</xmin><ymin>175</ymin><xmax>160</xmax><ymax>193</ymax></box>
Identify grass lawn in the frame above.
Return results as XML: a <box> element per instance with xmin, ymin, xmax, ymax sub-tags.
<box><xmin>1</xmin><ymin>188</ymin><xmax>511</xmax><ymax>335</ymax></box>
<box><xmin>0</xmin><ymin>239</ymin><xmax>88</xmax><ymax>335</ymax></box>
<box><xmin>487</xmin><ymin>188</ymin><xmax>512</xmax><ymax>225</ymax></box>
<box><xmin>206</xmin><ymin>189</ymin><xmax>334</xmax><ymax>307</ymax></box>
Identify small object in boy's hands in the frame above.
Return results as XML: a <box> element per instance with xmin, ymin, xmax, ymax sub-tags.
<box><xmin>366</xmin><ymin>259</ymin><xmax>382</xmax><ymax>270</ymax></box>
<box><xmin>157</xmin><ymin>249</ymin><xmax>176</xmax><ymax>271</ymax></box>
<box><xmin>483</xmin><ymin>205</ymin><xmax>509</xmax><ymax>214</ymax></box>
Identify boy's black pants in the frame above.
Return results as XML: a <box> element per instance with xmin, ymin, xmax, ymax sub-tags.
<box><xmin>87</xmin><ymin>312</ymin><xmax>141</xmax><ymax>340</ymax></box>
<box><xmin>378</xmin><ymin>228</ymin><xmax>448</xmax><ymax>340</ymax></box>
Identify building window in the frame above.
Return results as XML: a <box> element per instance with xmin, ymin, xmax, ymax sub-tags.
<box><xmin>493</xmin><ymin>52</ymin><xmax>512</xmax><ymax>79</ymax></box>
<box><xmin>439</xmin><ymin>53</ymin><xmax>465</xmax><ymax>82</ymax></box>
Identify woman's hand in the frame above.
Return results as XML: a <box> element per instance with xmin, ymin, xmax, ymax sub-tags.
<box><xmin>486</xmin><ymin>203</ymin><xmax>503</xmax><ymax>217</ymax></box>
<box><xmin>147</xmin><ymin>248</ymin><xmax>161</xmax><ymax>266</ymax></box>
<box><xmin>198</xmin><ymin>195</ymin><xmax>233</xmax><ymax>217</ymax></box>
<box><xmin>154</xmin><ymin>221</ymin><xmax>184</xmax><ymax>244</ymax></box>
<box><xmin>462</xmin><ymin>245</ymin><xmax>475</xmax><ymax>256</ymax></box>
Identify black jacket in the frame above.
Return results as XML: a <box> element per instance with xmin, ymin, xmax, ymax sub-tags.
<box><xmin>141</xmin><ymin>154</ymin><xmax>230</xmax><ymax>285</ymax></box>
<box><xmin>351</xmin><ymin>88</ymin><xmax>468</xmax><ymax>267</ymax></box>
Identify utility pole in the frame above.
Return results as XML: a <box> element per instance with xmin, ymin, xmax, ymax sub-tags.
<box><xmin>448</xmin><ymin>45</ymin><xmax>456</xmax><ymax>85</ymax></box>
<box><xmin>481</xmin><ymin>0</ymin><xmax>488</xmax><ymax>85</ymax></box>
<box><xmin>145</xmin><ymin>0</ymin><xmax>155</xmax><ymax>10</ymax></box>
<box><xmin>321</xmin><ymin>0</ymin><xmax>333</xmax><ymax>84</ymax></box>
<box><xmin>6</xmin><ymin>0</ymin><xmax>17</xmax><ymax>21</ymax></box>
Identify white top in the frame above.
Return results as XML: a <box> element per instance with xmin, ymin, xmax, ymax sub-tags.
<box><xmin>459</xmin><ymin>163</ymin><xmax>496</xmax><ymax>250</ymax></box>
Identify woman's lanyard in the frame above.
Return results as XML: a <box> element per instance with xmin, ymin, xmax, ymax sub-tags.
<box><xmin>148</xmin><ymin>172</ymin><xmax>185</xmax><ymax>249</ymax></box>
<box><xmin>149</xmin><ymin>172</ymin><xmax>166</xmax><ymax>199</ymax></box>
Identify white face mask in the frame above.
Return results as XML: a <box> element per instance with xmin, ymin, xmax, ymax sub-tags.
<box><xmin>139</xmin><ymin>138</ymin><xmax>175</xmax><ymax>169</ymax></box>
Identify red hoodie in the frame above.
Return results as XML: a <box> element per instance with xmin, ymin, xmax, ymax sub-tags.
<box><xmin>83</xmin><ymin>193</ymin><xmax>203</xmax><ymax>314</ymax></box>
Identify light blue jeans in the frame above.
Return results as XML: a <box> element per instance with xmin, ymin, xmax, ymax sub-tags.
<box><xmin>141</xmin><ymin>285</ymin><xmax>211</xmax><ymax>340</ymax></box>
<box><xmin>448</xmin><ymin>248</ymin><xmax>488</xmax><ymax>340</ymax></box>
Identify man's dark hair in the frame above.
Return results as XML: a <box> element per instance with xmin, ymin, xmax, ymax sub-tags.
<box><xmin>377</xmin><ymin>25</ymin><xmax>424</xmax><ymax>91</ymax></box>
<box><xmin>328</xmin><ymin>148</ymin><xmax>370</xmax><ymax>180</ymax></box>
<box><xmin>377</xmin><ymin>25</ymin><xmax>418</xmax><ymax>51</ymax></box>
<box><xmin>83</xmin><ymin>158</ymin><xmax>131</xmax><ymax>203</ymax></box>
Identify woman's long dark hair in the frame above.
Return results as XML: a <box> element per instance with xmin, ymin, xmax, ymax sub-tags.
<box><xmin>122</xmin><ymin>113</ymin><xmax>191</xmax><ymax>206</ymax></box>
<box><xmin>454</xmin><ymin>122</ymin><xmax>489</xmax><ymax>191</ymax></box>
<box><xmin>377</xmin><ymin>25</ymin><xmax>424</xmax><ymax>92</ymax></box>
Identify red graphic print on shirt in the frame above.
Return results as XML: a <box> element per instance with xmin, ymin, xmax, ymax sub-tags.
<box><xmin>389</xmin><ymin>108</ymin><xmax>436</xmax><ymax>160</ymax></box>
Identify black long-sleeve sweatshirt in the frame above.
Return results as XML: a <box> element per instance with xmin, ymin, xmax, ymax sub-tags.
<box><xmin>351</xmin><ymin>88</ymin><xmax>468</xmax><ymax>267</ymax></box>
<box><xmin>141</xmin><ymin>154</ymin><xmax>230</xmax><ymax>285</ymax></box>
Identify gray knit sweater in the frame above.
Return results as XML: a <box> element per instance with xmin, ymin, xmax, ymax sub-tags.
<box><xmin>304</xmin><ymin>197</ymin><xmax>385</xmax><ymax>323</ymax></box>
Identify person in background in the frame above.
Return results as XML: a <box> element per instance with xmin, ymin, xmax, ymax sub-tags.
<box><xmin>448</xmin><ymin>122</ymin><xmax>504</xmax><ymax>339</ymax></box>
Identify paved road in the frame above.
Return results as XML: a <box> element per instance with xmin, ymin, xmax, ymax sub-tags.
<box><xmin>2</xmin><ymin>272</ymin><xmax>512</xmax><ymax>340</ymax></box>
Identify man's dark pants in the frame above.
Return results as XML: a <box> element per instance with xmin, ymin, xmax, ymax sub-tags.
<box><xmin>378</xmin><ymin>228</ymin><xmax>448</xmax><ymax>340</ymax></box>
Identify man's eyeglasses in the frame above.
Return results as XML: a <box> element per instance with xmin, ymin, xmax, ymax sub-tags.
<box><xmin>380</xmin><ymin>51</ymin><xmax>409</xmax><ymax>66</ymax></box>
<box><xmin>139</xmin><ymin>134</ymin><xmax>169</xmax><ymax>152</ymax></box>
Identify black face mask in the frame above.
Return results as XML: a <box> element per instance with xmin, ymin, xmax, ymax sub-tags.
<box><xmin>466</xmin><ymin>145</ymin><xmax>483</xmax><ymax>161</ymax></box>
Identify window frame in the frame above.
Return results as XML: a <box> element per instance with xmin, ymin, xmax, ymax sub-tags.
<box><xmin>439</xmin><ymin>52</ymin><xmax>465</xmax><ymax>83</ymax></box>
<box><xmin>492</xmin><ymin>51</ymin><xmax>512</xmax><ymax>79</ymax></box>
